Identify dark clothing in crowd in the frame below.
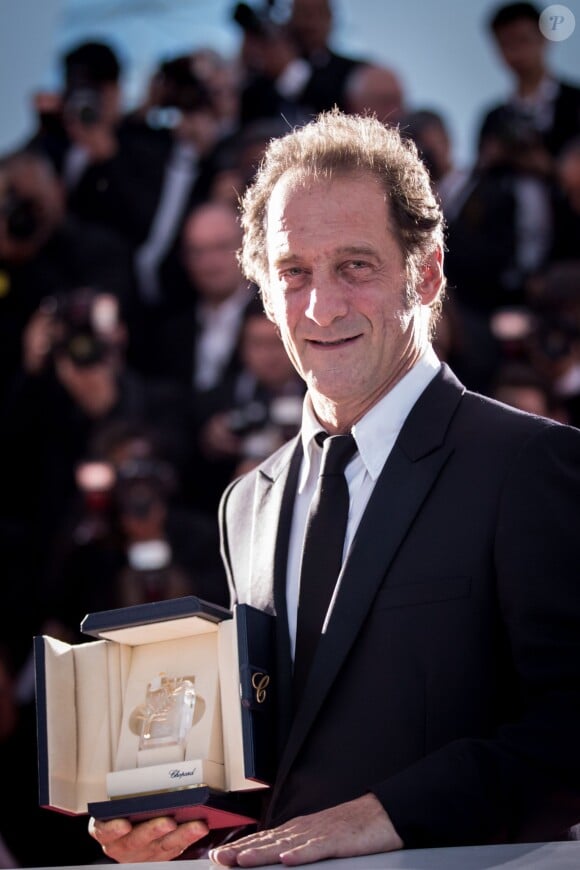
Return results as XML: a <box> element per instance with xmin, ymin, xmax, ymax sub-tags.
<box><xmin>0</xmin><ymin>366</ymin><xmax>194</xmax><ymax>636</ymax></box>
<box><xmin>46</xmin><ymin>501</ymin><xmax>229</xmax><ymax>641</ymax></box>
<box><xmin>0</xmin><ymin>697</ymin><xmax>104</xmax><ymax>868</ymax></box>
<box><xmin>479</xmin><ymin>80</ymin><xmax>580</xmax><ymax>158</ymax></box>
<box><xmin>0</xmin><ymin>216</ymin><xmax>134</xmax><ymax>402</ymax></box>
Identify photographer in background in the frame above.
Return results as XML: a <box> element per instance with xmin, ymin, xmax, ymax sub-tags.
<box><xmin>131</xmin><ymin>54</ymin><xmax>228</xmax><ymax>312</ymax></box>
<box><xmin>0</xmin><ymin>148</ymin><xmax>134</xmax><ymax>403</ymax></box>
<box><xmin>286</xmin><ymin>0</ymin><xmax>364</xmax><ymax>113</ymax></box>
<box><xmin>43</xmin><ymin>419</ymin><xmax>229</xmax><ymax>645</ymax></box>
<box><xmin>27</xmin><ymin>40</ymin><xmax>124</xmax><ymax>182</ymax></box>
<box><xmin>0</xmin><ymin>287</ymin><xmax>194</xmax><ymax>647</ymax></box>
<box><xmin>42</xmin><ymin>39</ymin><xmax>170</xmax><ymax>246</ymax></box>
<box><xmin>33</xmin><ymin>41</ymin><xmax>223</xmax><ymax>319</ymax></box>
<box><xmin>446</xmin><ymin>105</ymin><xmax>558</xmax><ymax>317</ymax></box>
<box><xmin>232</xmin><ymin>0</ymin><xmax>364</xmax><ymax>127</ymax></box>
<box><xmin>479</xmin><ymin>2</ymin><xmax>580</xmax><ymax>161</ymax></box>
<box><xmin>527</xmin><ymin>261</ymin><xmax>580</xmax><ymax>427</ymax></box>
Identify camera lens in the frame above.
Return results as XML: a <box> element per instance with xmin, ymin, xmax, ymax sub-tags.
<box><xmin>2</xmin><ymin>192</ymin><xmax>40</xmax><ymax>241</ymax></box>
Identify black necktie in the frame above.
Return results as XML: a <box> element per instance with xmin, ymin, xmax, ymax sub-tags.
<box><xmin>293</xmin><ymin>433</ymin><xmax>357</xmax><ymax>699</ymax></box>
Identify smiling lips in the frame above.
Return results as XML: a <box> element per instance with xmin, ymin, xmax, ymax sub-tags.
<box><xmin>308</xmin><ymin>335</ymin><xmax>362</xmax><ymax>347</ymax></box>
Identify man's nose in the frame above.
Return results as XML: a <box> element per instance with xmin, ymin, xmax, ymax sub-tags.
<box><xmin>305</xmin><ymin>274</ymin><xmax>348</xmax><ymax>325</ymax></box>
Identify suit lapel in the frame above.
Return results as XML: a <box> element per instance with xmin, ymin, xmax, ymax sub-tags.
<box><xmin>252</xmin><ymin>439</ymin><xmax>303</xmax><ymax>752</ymax></box>
<box><xmin>270</xmin><ymin>365</ymin><xmax>465</xmax><ymax>804</ymax></box>
<box><xmin>234</xmin><ymin>437</ymin><xmax>300</xmax><ymax>614</ymax></box>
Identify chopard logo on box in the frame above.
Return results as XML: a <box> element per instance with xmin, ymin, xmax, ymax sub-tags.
<box><xmin>169</xmin><ymin>768</ymin><xmax>197</xmax><ymax>780</ymax></box>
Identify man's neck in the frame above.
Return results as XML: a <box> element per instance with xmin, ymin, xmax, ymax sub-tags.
<box><xmin>516</xmin><ymin>68</ymin><xmax>548</xmax><ymax>98</ymax></box>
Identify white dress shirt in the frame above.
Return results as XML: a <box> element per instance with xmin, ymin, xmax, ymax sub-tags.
<box><xmin>286</xmin><ymin>346</ymin><xmax>442</xmax><ymax>657</ymax></box>
<box><xmin>134</xmin><ymin>142</ymin><xmax>199</xmax><ymax>304</ymax></box>
<box><xmin>194</xmin><ymin>285</ymin><xmax>252</xmax><ymax>391</ymax></box>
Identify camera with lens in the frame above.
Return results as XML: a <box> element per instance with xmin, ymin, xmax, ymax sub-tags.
<box><xmin>226</xmin><ymin>399</ymin><xmax>270</xmax><ymax>437</ymax></box>
<box><xmin>232</xmin><ymin>2</ymin><xmax>272</xmax><ymax>35</ymax></box>
<box><xmin>534</xmin><ymin>317</ymin><xmax>580</xmax><ymax>362</ymax></box>
<box><xmin>0</xmin><ymin>189</ymin><xmax>40</xmax><ymax>241</ymax></box>
<box><xmin>62</xmin><ymin>83</ymin><xmax>103</xmax><ymax>126</ymax></box>
<box><xmin>0</xmin><ymin>187</ymin><xmax>42</xmax><ymax>242</ymax></box>
<box><xmin>43</xmin><ymin>288</ymin><xmax>117</xmax><ymax>368</ymax></box>
<box><xmin>113</xmin><ymin>457</ymin><xmax>176</xmax><ymax>521</ymax></box>
<box><xmin>227</xmin><ymin>394</ymin><xmax>303</xmax><ymax>460</ymax></box>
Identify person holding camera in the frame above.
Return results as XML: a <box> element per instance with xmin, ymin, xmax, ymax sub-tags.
<box><xmin>478</xmin><ymin>2</ymin><xmax>580</xmax><ymax>162</ymax></box>
<box><xmin>52</xmin><ymin>43</ymin><xmax>238</xmax><ymax>317</ymax></box>
<box><xmin>0</xmin><ymin>148</ymin><xmax>134</xmax><ymax>404</ymax></box>
<box><xmin>0</xmin><ymin>286</ymin><xmax>194</xmax><ymax>642</ymax></box>
<box><xmin>38</xmin><ymin>39</ymin><xmax>170</xmax><ymax>248</ymax></box>
<box><xmin>232</xmin><ymin>0</ymin><xmax>364</xmax><ymax>127</ymax></box>
<box><xmin>42</xmin><ymin>418</ymin><xmax>229</xmax><ymax>645</ymax></box>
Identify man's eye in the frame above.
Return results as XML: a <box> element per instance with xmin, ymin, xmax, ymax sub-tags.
<box><xmin>280</xmin><ymin>267</ymin><xmax>304</xmax><ymax>281</ymax></box>
<box><xmin>344</xmin><ymin>260</ymin><xmax>370</xmax><ymax>272</ymax></box>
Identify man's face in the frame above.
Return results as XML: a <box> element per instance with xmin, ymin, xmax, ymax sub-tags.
<box><xmin>240</xmin><ymin>314</ymin><xmax>296</xmax><ymax>390</ymax></box>
<box><xmin>346</xmin><ymin>67</ymin><xmax>405</xmax><ymax>126</ymax></box>
<box><xmin>264</xmin><ymin>172</ymin><xmax>439</xmax><ymax>428</ymax></box>
<box><xmin>494</xmin><ymin>19</ymin><xmax>545</xmax><ymax>78</ymax></box>
<box><xmin>289</xmin><ymin>0</ymin><xmax>332</xmax><ymax>54</ymax></box>
<box><xmin>182</xmin><ymin>205</ymin><xmax>242</xmax><ymax>303</ymax></box>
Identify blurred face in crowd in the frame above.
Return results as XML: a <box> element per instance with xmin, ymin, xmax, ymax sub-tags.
<box><xmin>0</xmin><ymin>155</ymin><xmax>65</xmax><ymax>262</ymax></box>
<box><xmin>344</xmin><ymin>65</ymin><xmax>405</xmax><ymax>125</ymax></box>
<box><xmin>181</xmin><ymin>202</ymin><xmax>243</xmax><ymax>305</ymax></box>
<box><xmin>240</xmin><ymin>313</ymin><xmax>297</xmax><ymax>391</ymax></box>
<box><xmin>263</xmin><ymin>170</ymin><xmax>442</xmax><ymax>431</ymax></box>
<box><xmin>289</xmin><ymin>0</ymin><xmax>333</xmax><ymax>55</ymax></box>
<box><xmin>493</xmin><ymin>18</ymin><xmax>546</xmax><ymax>80</ymax></box>
<box><xmin>413</xmin><ymin>121</ymin><xmax>452</xmax><ymax>181</ymax></box>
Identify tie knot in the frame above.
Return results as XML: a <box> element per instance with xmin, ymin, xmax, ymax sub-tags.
<box><xmin>318</xmin><ymin>433</ymin><xmax>357</xmax><ymax>476</ymax></box>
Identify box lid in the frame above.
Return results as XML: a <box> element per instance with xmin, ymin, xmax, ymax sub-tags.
<box><xmin>81</xmin><ymin>595</ymin><xmax>231</xmax><ymax>641</ymax></box>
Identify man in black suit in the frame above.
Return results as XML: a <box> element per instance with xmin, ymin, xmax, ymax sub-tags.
<box><xmin>233</xmin><ymin>0</ymin><xmax>363</xmax><ymax>127</ymax></box>
<box><xmin>90</xmin><ymin>111</ymin><xmax>580</xmax><ymax>864</ymax></box>
<box><xmin>479</xmin><ymin>2</ymin><xmax>580</xmax><ymax>159</ymax></box>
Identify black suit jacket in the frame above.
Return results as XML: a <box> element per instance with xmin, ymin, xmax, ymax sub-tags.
<box><xmin>219</xmin><ymin>364</ymin><xmax>580</xmax><ymax>847</ymax></box>
<box><xmin>479</xmin><ymin>80</ymin><xmax>580</xmax><ymax>157</ymax></box>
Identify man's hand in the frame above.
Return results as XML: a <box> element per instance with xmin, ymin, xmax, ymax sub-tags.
<box><xmin>88</xmin><ymin>815</ymin><xmax>209</xmax><ymax>863</ymax></box>
<box><xmin>209</xmin><ymin>794</ymin><xmax>403</xmax><ymax>867</ymax></box>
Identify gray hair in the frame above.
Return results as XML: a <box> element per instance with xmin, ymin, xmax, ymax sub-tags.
<box><xmin>238</xmin><ymin>110</ymin><xmax>446</xmax><ymax>327</ymax></box>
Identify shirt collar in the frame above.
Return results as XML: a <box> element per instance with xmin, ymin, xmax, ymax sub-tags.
<box><xmin>511</xmin><ymin>75</ymin><xmax>559</xmax><ymax>110</ymax></box>
<box><xmin>298</xmin><ymin>346</ymin><xmax>441</xmax><ymax>489</ymax></box>
<box><xmin>197</xmin><ymin>284</ymin><xmax>253</xmax><ymax>325</ymax></box>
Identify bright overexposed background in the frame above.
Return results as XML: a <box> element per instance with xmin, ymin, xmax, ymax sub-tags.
<box><xmin>1</xmin><ymin>0</ymin><xmax>579</xmax><ymax>167</ymax></box>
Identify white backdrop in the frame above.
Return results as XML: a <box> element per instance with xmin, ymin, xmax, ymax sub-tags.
<box><xmin>1</xmin><ymin>0</ymin><xmax>579</xmax><ymax>165</ymax></box>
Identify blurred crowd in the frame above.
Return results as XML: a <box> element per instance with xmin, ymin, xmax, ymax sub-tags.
<box><xmin>0</xmin><ymin>0</ymin><xmax>579</xmax><ymax>865</ymax></box>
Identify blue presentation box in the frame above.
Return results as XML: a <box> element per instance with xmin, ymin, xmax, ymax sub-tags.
<box><xmin>34</xmin><ymin>596</ymin><xmax>275</xmax><ymax>828</ymax></box>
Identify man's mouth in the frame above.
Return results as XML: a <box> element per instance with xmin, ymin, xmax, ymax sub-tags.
<box><xmin>308</xmin><ymin>335</ymin><xmax>361</xmax><ymax>347</ymax></box>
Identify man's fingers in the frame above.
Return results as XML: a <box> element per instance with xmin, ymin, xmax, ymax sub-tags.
<box><xmin>88</xmin><ymin>815</ymin><xmax>134</xmax><ymax>844</ymax></box>
<box><xmin>89</xmin><ymin>815</ymin><xmax>209</xmax><ymax>863</ymax></box>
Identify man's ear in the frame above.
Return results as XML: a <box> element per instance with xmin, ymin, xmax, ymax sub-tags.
<box><xmin>418</xmin><ymin>246</ymin><xmax>444</xmax><ymax>306</ymax></box>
